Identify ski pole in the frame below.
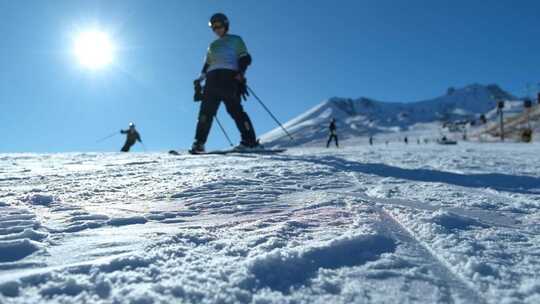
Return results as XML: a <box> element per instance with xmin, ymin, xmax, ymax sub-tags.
<box><xmin>246</xmin><ymin>85</ymin><xmax>294</xmax><ymax>141</ymax></box>
<box><xmin>140</xmin><ymin>142</ymin><xmax>148</xmax><ymax>152</ymax></box>
<box><xmin>214</xmin><ymin>116</ymin><xmax>234</xmax><ymax>147</ymax></box>
<box><xmin>96</xmin><ymin>131</ymin><xmax>119</xmax><ymax>143</ymax></box>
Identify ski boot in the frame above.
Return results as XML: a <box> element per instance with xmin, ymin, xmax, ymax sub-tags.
<box><xmin>233</xmin><ymin>139</ymin><xmax>264</xmax><ymax>152</ymax></box>
<box><xmin>189</xmin><ymin>142</ymin><xmax>206</xmax><ymax>154</ymax></box>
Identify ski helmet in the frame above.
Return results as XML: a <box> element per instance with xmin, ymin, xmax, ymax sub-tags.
<box><xmin>129</xmin><ymin>122</ymin><xmax>135</xmax><ymax>128</ymax></box>
<box><xmin>209</xmin><ymin>13</ymin><xmax>229</xmax><ymax>30</ymax></box>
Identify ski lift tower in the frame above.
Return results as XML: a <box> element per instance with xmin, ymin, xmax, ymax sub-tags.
<box><xmin>524</xmin><ymin>98</ymin><xmax>533</xmax><ymax>128</ymax></box>
<box><xmin>520</xmin><ymin>98</ymin><xmax>534</xmax><ymax>142</ymax></box>
<box><xmin>497</xmin><ymin>100</ymin><xmax>505</xmax><ymax>141</ymax></box>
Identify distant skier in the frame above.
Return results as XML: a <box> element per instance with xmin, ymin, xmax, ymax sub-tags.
<box><xmin>120</xmin><ymin>123</ymin><xmax>142</xmax><ymax>152</ymax></box>
<box><xmin>326</xmin><ymin>118</ymin><xmax>339</xmax><ymax>148</ymax></box>
<box><xmin>479</xmin><ymin>114</ymin><xmax>487</xmax><ymax>124</ymax></box>
<box><xmin>404</xmin><ymin>136</ymin><xmax>409</xmax><ymax>144</ymax></box>
<box><xmin>190</xmin><ymin>13</ymin><xmax>258</xmax><ymax>154</ymax></box>
<box><xmin>369</xmin><ymin>136</ymin><xmax>374</xmax><ymax>146</ymax></box>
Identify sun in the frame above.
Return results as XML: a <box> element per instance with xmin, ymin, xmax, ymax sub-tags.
<box><xmin>73</xmin><ymin>30</ymin><xmax>115</xmax><ymax>70</ymax></box>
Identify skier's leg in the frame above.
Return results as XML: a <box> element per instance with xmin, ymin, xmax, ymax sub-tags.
<box><xmin>223</xmin><ymin>96</ymin><xmax>256</xmax><ymax>145</ymax></box>
<box><xmin>121</xmin><ymin>141</ymin><xmax>130</xmax><ymax>152</ymax></box>
<box><xmin>326</xmin><ymin>136</ymin><xmax>331</xmax><ymax>148</ymax></box>
<box><xmin>194</xmin><ymin>96</ymin><xmax>221</xmax><ymax>145</ymax></box>
<box><xmin>335</xmin><ymin>135</ymin><xmax>339</xmax><ymax>147</ymax></box>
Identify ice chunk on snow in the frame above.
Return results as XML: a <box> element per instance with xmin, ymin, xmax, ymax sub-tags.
<box><xmin>0</xmin><ymin>281</ymin><xmax>19</xmax><ymax>297</ymax></box>
<box><xmin>465</xmin><ymin>259</ymin><xmax>499</xmax><ymax>278</ymax></box>
<box><xmin>40</xmin><ymin>278</ymin><xmax>88</xmax><ymax>297</ymax></box>
<box><xmin>107</xmin><ymin>216</ymin><xmax>147</xmax><ymax>227</ymax></box>
<box><xmin>0</xmin><ymin>239</ymin><xmax>41</xmax><ymax>262</ymax></box>
<box><xmin>246</xmin><ymin>234</ymin><xmax>396</xmax><ymax>293</ymax></box>
<box><xmin>97</xmin><ymin>255</ymin><xmax>152</xmax><ymax>273</ymax></box>
<box><xmin>0</xmin><ymin>228</ymin><xmax>47</xmax><ymax>242</ymax></box>
<box><xmin>430</xmin><ymin>211</ymin><xmax>488</xmax><ymax>231</ymax></box>
<box><xmin>22</xmin><ymin>194</ymin><xmax>55</xmax><ymax>206</ymax></box>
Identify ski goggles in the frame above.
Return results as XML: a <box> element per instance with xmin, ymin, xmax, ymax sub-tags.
<box><xmin>210</xmin><ymin>22</ymin><xmax>225</xmax><ymax>30</ymax></box>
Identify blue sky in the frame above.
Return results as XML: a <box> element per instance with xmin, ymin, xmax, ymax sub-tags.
<box><xmin>1</xmin><ymin>0</ymin><xmax>539</xmax><ymax>152</ymax></box>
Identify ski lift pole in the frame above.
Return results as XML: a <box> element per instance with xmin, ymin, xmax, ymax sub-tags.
<box><xmin>497</xmin><ymin>100</ymin><xmax>505</xmax><ymax>141</ymax></box>
<box><xmin>214</xmin><ymin>115</ymin><xmax>234</xmax><ymax>147</ymax></box>
<box><xmin>96</xmin><ymin>131</ymin><xmax>119</xmax><ymax>143</ymax></box>
<box><xmin>524</xmin><ymin>99</ymin><xmax>533</xmax><ymax>128</ymax></box>
<box><xmin>246</xmin><ymin>85</ymin><xmax>294</xmax><ymax>141</ymax></box>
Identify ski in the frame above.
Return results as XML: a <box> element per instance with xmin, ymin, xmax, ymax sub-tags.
<box><xmin>199</xmin><ymin>148</ymin><xmax>287</xmax><ymax>155</ymax></box>
<box><xmin>169</xmin><ymin>148</ymin><xmax>286</xmax><ymax>156</ymax></box>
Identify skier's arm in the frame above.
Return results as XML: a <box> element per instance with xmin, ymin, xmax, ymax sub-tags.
<box><xmin>236</xmin><ymin>37</ymin><xmax>251</xmax><ymax>74</ymax></box>
<box><xmin>136</xmin><ymin>133</ymin><xmax>142</xmax><ymax>143</ymax></box>
<box><xmin>238</xmin><ymin>54</ymin><xmax>251</xmax><ymax>75</ymax></box>
<box><xmin>120</xmin><ymin>129</ymin><xmax>127</xmax><ymax>134</ymax></box>
<box><xmin>197</xmin><ymin>52</ymin><xmax>210</xmax><ymax>81</ymax></box>
<box><xmin>201</xmin><ymin>63</ymin><xmax>209</xmax><ymax>75</ymax></box>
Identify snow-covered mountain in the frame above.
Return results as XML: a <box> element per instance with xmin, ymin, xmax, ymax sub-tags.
<box><xmin>261</xmin><ymin>84</ymin><xmax>516</xmax><ymax>147</ymax></box>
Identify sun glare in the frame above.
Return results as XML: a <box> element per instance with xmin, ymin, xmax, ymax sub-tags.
<box><xmin>73</xmin><ymin>30</ymin><xmax>115</xmax><ymax>70</ymax></box>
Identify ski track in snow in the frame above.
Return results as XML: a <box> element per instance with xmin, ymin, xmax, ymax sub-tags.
<box><xmin>0</xmin><ymin>144</ymin><xmax>539</xmax><ymax>303</ymax></box>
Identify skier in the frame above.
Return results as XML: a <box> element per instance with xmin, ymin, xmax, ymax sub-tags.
<box><xmin>190</xmin><ymin>13</ymin><xmax>258</xmax><ymax>154</ymax></box>
<box><xmin>369</xmin><ymin>136</ymin><xmax>374</xmax><ymax>146</ymax></box>
<box><xmin>479</xmin><ymin>114</ymin><xmax>487</xmax><ymax>124</ymax></box>
<box><xmin>404</xmin><ymin>136</ymin><xmax>409</xmax><ymax>144</ymax></box>
<box><xmin>326</xmin><ymin>118</ymin><xmax>339</xmax><ymax>148</ymax></box>
<box><xmin>120</xmin><ymin>122</ymin><xmax>142</xmax><ymax>152</ymax></box>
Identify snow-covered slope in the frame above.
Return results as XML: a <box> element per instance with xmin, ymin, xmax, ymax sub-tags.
<box><xmin>261</xmin><ymin>84</ymin><xmax>515</xmax><ymax>147</ymax></box>
<box><xmin>1</xmin><ymin>145</ymin><xmax>540</xmax><ymax>303</ymax></box>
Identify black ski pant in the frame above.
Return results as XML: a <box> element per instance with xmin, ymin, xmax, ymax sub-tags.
<box><xmin>327</xmin><ymin>134</ymin><xmax>339</xmax><ymax>148</ymax></box>
<box><xmin>121</xmin><ymin>140</ymin><xmax>135</xmax><ymax>152</ymax></box>
<box><xmin>194</xmin><ymin>70</ymin><xmax>256</xmax><ymax>145</ymax></box>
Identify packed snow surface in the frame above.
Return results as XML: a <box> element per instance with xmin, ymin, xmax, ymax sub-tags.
<box><xmin>0</xmin><ymin>143</ymin><xmax>539</xmax><ymax>303</ymax></box>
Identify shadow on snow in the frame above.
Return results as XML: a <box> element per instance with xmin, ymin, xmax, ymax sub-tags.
<box><xmin>279</xmin><ymin>155</ymin><xmax>540</xmax><ymax>195</ymax></box>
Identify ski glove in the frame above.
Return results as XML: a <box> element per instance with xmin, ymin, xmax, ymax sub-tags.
<box><xmin>193</xmin><ymin>79</ymin><xmax>204</xmax><ymax>102</ymax></box>
<box><xmin>238</xmin><ymin>78</ymin><xmax>250</xmax><ymax>101</ymax></box>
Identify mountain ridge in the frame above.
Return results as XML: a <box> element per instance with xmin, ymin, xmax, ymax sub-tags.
<box><xmin>261</xmin><ymin>84</ymin><xmax>518</xmax><ymax>147</ymax></box>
